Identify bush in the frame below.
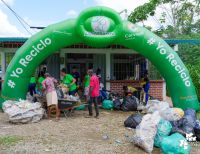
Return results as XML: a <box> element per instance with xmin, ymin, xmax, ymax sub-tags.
<box><xmin>187</xmin><ymin>64</ymin><xmax>200</xmax><ymax>100</ymax></box>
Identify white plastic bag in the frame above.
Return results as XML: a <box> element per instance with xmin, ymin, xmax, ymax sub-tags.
<box><xmin>146</xmin><ymin>100</ymin><xmax>170</xmax><ymax>113</ymax></box>
<box><xmin>146</xmin><ymin>100</ymin><xmax>183</xmax><ymax>121</ymax></box>
<box><xmin>133</xmin><ymin>111</ymin><xmax>161</xmax><ymax>153</ymax></box>
<box><xmin>3</xmin><ymin>100</ymin><xmax>44</xmax><ymax>124</ymax></box>
<box><xmin>161</xmin><ymin>108</ymin><xmax>184</xmax><ymax>121</ymax></box>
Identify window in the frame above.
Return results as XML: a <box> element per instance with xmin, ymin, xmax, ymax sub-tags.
<box><xmin>6</xmin><ymin>53</ymin><xmax>15</xmax><ymax>68</ymax></box>
<box><xmin>111</xmin><ymin>54</ymin><xmax>147</xmax><ymax>80</ymax></box>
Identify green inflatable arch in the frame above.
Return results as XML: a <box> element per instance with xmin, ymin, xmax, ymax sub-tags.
<box><xmin>1</xmin><ymin>6</ymin><xmax>199</xmax><ymax>110</ymax></box>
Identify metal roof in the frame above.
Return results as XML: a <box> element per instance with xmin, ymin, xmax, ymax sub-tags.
<box><xmin>0</xmin><ymin>37</ymin><xmax>28</xmax><ymax>42</ymax></box>
<box><xmin>1</xmin><ymin>37</ymin><xmax>200</xmax><ymax>45</ymax></box>
<box><xmin>165</xmin><ymin>39</ymin><xmax>200</xmax><ymax>44</ymax></box>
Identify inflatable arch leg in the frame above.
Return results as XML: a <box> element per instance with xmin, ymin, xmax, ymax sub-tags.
<box><xmin>1</xmin><ymin>7</ymin><xmax>199</xmax><ymax>110</ymax></box>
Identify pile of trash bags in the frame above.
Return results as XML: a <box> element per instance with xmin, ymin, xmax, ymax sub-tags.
<box><xmin>102</xmin><ymin>95</ymin><xmax>139</xmax><ymax>111</ymax></box>
<box><xmin>3</xmin><ymin>100</ymin><xmax>44</xmax><ymax>124</ymax></box>
<box><xmin>124</xmin><ymin>100</ymin><xmax>196</xmax><ymax>154</ymax></box>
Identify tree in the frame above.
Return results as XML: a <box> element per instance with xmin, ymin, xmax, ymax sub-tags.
<box><xmin>128</xmin><ymin>0</ymin><xmax>200</xmax><ymax>38</ymax></box>
<box><xmin>129</xmin><ymin>0</ymin><xmax>200</xmax><ymax>95</ymax></box>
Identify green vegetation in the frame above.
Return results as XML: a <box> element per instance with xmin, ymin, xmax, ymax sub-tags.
<box><xmin>187</xmin><ymin>64</ymin><xmax>200</xmax><ymax>100</ymax></box>
<box><xmin>0</xmin><ymin>136</ymin><xmax>22</xmax><ymax>148</ymax></box>
<box><xmin>129</xmin><ymin>0</ymin><xmax>200</xmax><ymax>97</ymax></box>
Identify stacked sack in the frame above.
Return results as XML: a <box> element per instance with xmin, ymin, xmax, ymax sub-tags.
<box><xmin>3</xmin><ymin>100</ymin><xmax>44</xmax><ymax>124</ymax></box>
<box><xmin>125</xmin><ymin>100</ymin><xmax>191</xmax><ymax>153</ymax></box>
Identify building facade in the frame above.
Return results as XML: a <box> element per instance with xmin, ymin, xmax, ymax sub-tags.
<box><xmin>0</xmin><ymin>37</ymin><xmax>166</xmax><ymax>100</ymax></box>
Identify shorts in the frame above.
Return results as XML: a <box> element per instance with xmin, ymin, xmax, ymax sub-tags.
<box><xmin>84</xmin><ymin>86</ymin><xmax>89</xmax><ymax>96</ymax></box>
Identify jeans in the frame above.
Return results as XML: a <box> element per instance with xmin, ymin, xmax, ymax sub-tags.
<box><xmin>88</xmin><ymin>97</ymin><xmax>99</xmax><ymax>116</ymax></box>
<box><xmin>28</xmin><ymin>83</ymin><xmax>36</xmax><ymax>96</ymax></box>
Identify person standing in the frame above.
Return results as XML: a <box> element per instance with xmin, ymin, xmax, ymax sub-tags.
<box><xmin>87</xmin><ymin>69</ymin><xmax>100</xmax><ymax>118</ymax></box>
<box><xmin>143</xmin><ymin>76</ymin><xmax>150</xmax><ymax>104</ymax></box>
<box><xmin>29</xmin><ymin>75</ymin><xmax>36</xmax><ymax>96</ymax></box>
<box><xmin>42</xmin><ymin>73</ymin><xmax>60</xmax><ymax>120</ymax></box>
<box><xmin>37</xmin><ymin>71</ymin><xmax>45</xmax><ymax>93</ymax></box>
<box><xmin>83</xmin><ymin>71</ymin><xmax>90</xmax><ymax>102</ymax></box>
<box><xmin>60</xmin><ymin>68</ymin><xmax>77</xmax><ymax>95</ymax></box>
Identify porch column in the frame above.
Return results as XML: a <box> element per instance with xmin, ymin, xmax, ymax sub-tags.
<box><xmin>106</xmin><ymin>52</ymin><xmax>111</xmax><ymax>90</ymax></box>
<box><xmin>60</xmin><ymin>50</ymin><xmax>65</xmax><ymax>70</ymax></box>
<box><xmin>1</xmin><ymin>51</ymin><xmax>6</xmax><ymax>79</ymax></box>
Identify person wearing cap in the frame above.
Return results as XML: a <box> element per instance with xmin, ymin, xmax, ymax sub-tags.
<box><xmin>60</xmin><ymin>68</ymin><xmax>77</xmax><ymax>95</ymax></box>
<box><xmin>42</xmin><ymin>73</ymin><xmax>60</xmax><ymax>120</ymax></box>
<box><xmin>87</xmin><ymin>69</ymin><xmax>100</xmax><ymax>118</ymax></box>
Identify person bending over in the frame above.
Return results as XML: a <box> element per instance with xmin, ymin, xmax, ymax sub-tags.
<box><xmin>60</xmin><ymin>68</ymin><xmax>77</xmax><ymax>96</ymax></box>
<box><xmin>42</xmin><ymin>73</ymin><xmax>60</xmax><ymax>120</ymax></box>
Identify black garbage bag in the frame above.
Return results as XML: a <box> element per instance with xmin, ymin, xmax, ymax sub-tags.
<box><xmin>113</xmin><ymin>99</ymin><xmax>122</xmax><ymax>110</ymax></box>
<box><xmin>121</xmin><ymin>96</ymin><xmax>138</xmax><ymax>111</ymax></box>
<box><xmin>170</xmin><ymin>109</ymin><xmax>197</xmax><ymax>136</ymax></box>
<box><xmin>184</xmin><ymin>109</ymin><xmax>196</xmax><ymax>119</ymax></box>
<box><xmin>182</xmin><ymin>109</ymin><xmax>196</xmax><ymax>134</ymax></box>
<box><xmin>124</xmin><ymin>114</ymin><xmax>142</xmax><ymax>129</ymax></box>
<box><xmin>194</xmin><ymin>120</ymin><xmax>200</xmax><ymax>141</ymax></box>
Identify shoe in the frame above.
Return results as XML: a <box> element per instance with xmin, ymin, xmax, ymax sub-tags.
<box><xmin>95</xmin><ymin>115</ymin><xmax>99</xmax><ymax>119</ymax></box>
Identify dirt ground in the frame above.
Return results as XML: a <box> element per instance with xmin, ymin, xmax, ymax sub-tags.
<box><xmin>0</xmin><ymin>109</ymin><xmax>200</xmax><ymax>154</ymax></box>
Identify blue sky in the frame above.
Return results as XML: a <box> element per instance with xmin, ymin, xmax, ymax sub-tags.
<box><xmin>0</xmin><ymin>0</ymin><xmax>150</xmax><ymax>37</ymax></box>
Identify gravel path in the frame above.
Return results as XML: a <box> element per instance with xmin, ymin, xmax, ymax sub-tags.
<box><xmin>0</xmin><ymin>110</ymin><xmax>199</xmax><ymax>154</ymax></box>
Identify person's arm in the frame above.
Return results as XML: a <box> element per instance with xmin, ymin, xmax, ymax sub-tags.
<box><xmin>71</xmin><ymin>78</ymin><xmax>76</xmax><ymax>85</ymax></box>
<box><xmin>68</xmin><ymin>75</ymin><xmax>76</xmax><ymax>87</ymax></box>
<box><xmin>53</xmin><ymin>78</ymin><xmax>58</xmax><ymax>84</ymax></box>
<box><xmin>89</xmin><ymin>86</ymin><xmax>94</xmax><ymax>96</ymax></box>
<box><xmin>42</xmin><ymin>80</ymin><xmax>46</xmax><ymax>91</ymax></box>
<box><xmin>89</xmin><ymin>77</ymin><xmax>94</xmax><ymax>96</ymax></box>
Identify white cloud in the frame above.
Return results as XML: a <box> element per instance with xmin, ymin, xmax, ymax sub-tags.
<box><xmin>66</xmin><ymin>9</ymin><xmax>78</xmax><ymax>18</ymax></box>
<box><xmin>0</xmin><ymin>9</ymin><xmax>27</xmax><ymax>37</ymax></box>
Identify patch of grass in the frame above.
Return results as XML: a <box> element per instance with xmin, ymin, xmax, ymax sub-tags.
<box><xmin>0</xmin><ymin>136</ymin><xmax>22</xmax><ymax>147</ymax></box>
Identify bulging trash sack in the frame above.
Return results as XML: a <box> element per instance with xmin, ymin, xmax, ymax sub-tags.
<box><xmin>133</xmin><ymin>111</ymin><xmax>161</xmax><ymax>153</ymax></box>
<box><xmin>121</xmin><ymin>96</ymin><xmax>138</xmax><ymax>111</ymax></box>
<box><xmin>161</xmin><ymin>133</ymin><xmax>191</xmax><ymax>154</ymax></box>
<box><xmin>113</xmin><ymin>99</ymin><xmax>122</xmax><ymax>110</ymax></box>
<box><xmin>181</xmin><ymin>109</ymin><xmax>196</xmax><ymax>135</ymax></box>
<box><xmin>154</xmin><ymin>118</ymin><xmax>172</xmax><ymax>148</ymax></box>
<box><xmin>171</xmin><ymin>109</ymin><xmax>196</xmax><ymax>137</ymax></box>
<box><xmin>102</xmin><ymin>100</ymin><xmax>113</xmax><ymax>110</ymax></box>
<box><xmin>124</xmin><ymin>114</ymin><xmax>142</xmax><ymax>129</ymax></box>
<box><xmin>146</xmin><ymin>100</ymin><xmax>169</xmax><ymax>113</ymax></box>
<box><xmin>160</xmin><ymin>108</ymin><xmax>184</xmax><ymax>121</ymax></box>
<box><xmin>146</xmin><ymin>100</ymin><xmax>184</xmax><ymax>121</ymax></box>
<box><xmin>3</xmin><ymin>99</ymin><xmax>44</xmax><ymax>124</ymax></box>
<box><xmin>75</xmin><ymin>104</ymin><xmax>85</xmax><ymax>110</ymax></box>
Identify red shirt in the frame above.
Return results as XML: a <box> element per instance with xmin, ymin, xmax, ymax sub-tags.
<box><xmin>90</xmin><ymin>75</ymin><xmax>100</xmax><ymax>97</ymax></box>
